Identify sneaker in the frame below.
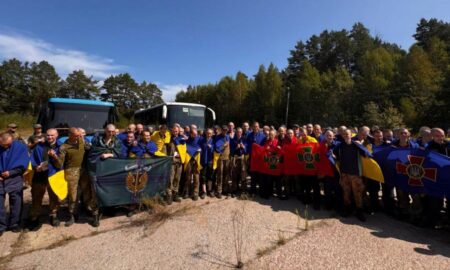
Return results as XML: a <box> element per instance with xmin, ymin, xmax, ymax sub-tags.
<box><xmin>182</xmin><ymin>193</ymin><xmax>189</xmax><ymax>199</ymax></box>
<box><xmin>174</xmin><ymin>195</ymin><xmax>182</xmax><ymax>203</ymax></box>
<box><xmin>65</xmin><ymin>215</ymin><xmax>75</xmax><ymax>227</ymax></box>
<box><xmin>50</xmin><ymin>216</ymin><xmax>60</xmax><ymax>227</ymax></box>
<box><xmin>216</xmin><ymin>193</ymin><xmax>222</xmax><ymax>199</ymax></box>
<box><xmin>193</xmin><ymin>195</ymin><xmax>199</xmax><ymax>201</ymax></box>
<box><xmin>200</xmin><ymin>193</ymin><xmax>206</xmax><ymax>199</ymax></box>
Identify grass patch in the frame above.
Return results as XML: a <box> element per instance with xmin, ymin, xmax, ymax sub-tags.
<box><xmin>0</xmin><ymin>113</ymin><xmax>34</xmax><ymax>131</ymax></box>
<box><xmin>276</xmin><ymin>231</ymin><xmax>287</xmax><ymax>246</ymax></box>
<box><xmin>45</xmin><ymin>235</ymin><xmax>76</xmax><ymax>250</ymax></box>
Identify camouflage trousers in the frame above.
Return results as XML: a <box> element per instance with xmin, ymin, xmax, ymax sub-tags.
<box><xmin>216</xmin><ymin>159</ymin><xmax>230</xmax><ymax>195</ymax></box>
<box><xmin>340</xmin><ymin>173</ymin><xmax>364</xmax><ymax>209</ymax></box>
<box><xmin>167</xmin><ymin>158</ymin><xmax>183</xmax><ymax>196</ymax></box>
<box><xmin>184</xmin><ymin>158</ymin><xmax>200</xmax><ymax>196</ymax></box>
<box><xmin>65</xmin><ymin>167</ymin><xmax>81</xmax><ymax>215</ymax></box>
<box><xmin>29</xmin><ymin>172</ymin><xmax>60</xmax><ymax>220</ymax></box>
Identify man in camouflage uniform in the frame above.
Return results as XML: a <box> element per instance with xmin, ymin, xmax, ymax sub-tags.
<box><xmin>57</xmin><ymin>127</ymin><xmax>87</xmax><ymax>226</ymax></box>
<box><xmin>165</xmin><ymin>124</ymin><xmax>185</xmax><ymax>204</ymax></box>
<box><xmin>7</xmin><ymin>123</ymin><xmax>25</xmax><ymax>143</ymax></box>
<box><xmin>27</xmin><ymin>124</ymin><xmax>45</xmax><ymax>149</ymax></box>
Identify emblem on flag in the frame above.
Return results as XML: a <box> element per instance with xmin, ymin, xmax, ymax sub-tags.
<box><xmin>396</xmin><ymin>155</ymin><xmax>437</xmax><ymax>187</ymax></box>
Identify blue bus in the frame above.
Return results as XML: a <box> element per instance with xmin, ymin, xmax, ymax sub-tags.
<box><xmin>37</xmin><ymin>98</ymin><xmax>118</xmax><ymax>141</ymax></box>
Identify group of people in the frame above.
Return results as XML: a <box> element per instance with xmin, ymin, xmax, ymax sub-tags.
<box><xmin>0</xmin><ymin>121</ymin><xmax>449</xmax><ymax>237</ymax></box>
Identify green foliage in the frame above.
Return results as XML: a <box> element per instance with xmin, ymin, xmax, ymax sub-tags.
<box><xmin>175</xmin><ymin>18</ymin><xmax>449</xmax><ymax>130</ymax></box>
<box><xmin>0</xmin><ymin>60</ymin><xmax>162</xmax><ymax>121</ymax></box>
<box><xmin>0</xmin><ymin>113</ymin><xmax>34</xmax><ymax>131</ymax></box>
<box><xmin>58</xmin><ymin>70</ymin><xmax>99</xmax><ymax>99</ymax></box>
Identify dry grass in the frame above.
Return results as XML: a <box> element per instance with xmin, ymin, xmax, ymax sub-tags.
<box><xmin>231</xmin><ymin>203</ymin><xmax>247</xmax><ymax>268</ymax></box>
<box><xmin>45</xmin><ymin>235</ymin><xmax>76</xmax><ymax>250</ymax></box>
<box><xmin>276</xmin><ymin>231</ymin><xmax>287</xmax><ymax>246</ymax></box>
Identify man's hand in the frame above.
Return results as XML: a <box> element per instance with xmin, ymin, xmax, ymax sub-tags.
<box><xmin>101</xmin><ymin>153</ymin><xmax>114</xmax><ymax>159</ymax></box>
<box><xmin>0</xmin><ymin>176</ymin><xmax>3</xmax><ymax>181</ymax></box>
<box><xmin>48</xmin><ymin>149</ymin><xmax>57</xmax><ymax>158</ymax></box>
<box><xmin>1</xmin><ymin>171</ymin><xmax>10</xmax><ymax>178</ymax></box>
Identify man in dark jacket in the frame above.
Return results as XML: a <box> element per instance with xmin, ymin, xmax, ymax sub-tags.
<box><xmin>0</xmin><ymin>133</ymin><xmax>29</xmax><ymax>235</ymax></box>
<box><xmin>333</xmin><ymin>129</ymin><xmax>371</xmax><ymax>221</ymax></box>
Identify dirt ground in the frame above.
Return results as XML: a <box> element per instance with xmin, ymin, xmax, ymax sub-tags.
<box><xmin>1</xmin><ymin>189</ymin><xmax>449</xmax><ymax>270</ymax></box>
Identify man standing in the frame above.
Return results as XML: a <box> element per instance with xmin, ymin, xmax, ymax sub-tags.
<box><xmin>165</xmin><ymin>125</ymin><xmax>185</xmax><ymax>204</ymax></box>
<box><xmin>425</xmin><ymin>128</ymin><xmax>449</xmax><ymax>228</ymax></box>
<box><xmin>246</xmin><ymin>122</ymin><xmax>265</xmax><ymax>195</ymax></box>
<box><xmin>121</xmin><ymin>132</ymin><xmax>143</xmax><ymax>158</ymax></box>
<box><xmin>138</xmin><ymin>130</ymin><xmax>157</xmax><ymax>158</ymax></box>
<box><xmin>214</xmin><ymin>126</ymin><xmax>231</xmax><ymax>198</ymax></box>
<box><xmin>200</xmin><ymin>128</ymin><xmax>214</xmax><ymax>199</ymax></box>
<box><xmin>151</xmin><ymin>124</ymin><xmax>170</xmax><ymax>156</ymax></box>
<box><xmin>230</xmin><ymin>127</ymin><xmax>247</xmax><ymax>196</ymax></box>
<box><xmin>183</xmin><ymin>125</ymin><xmax>201</xmax><ymax>200</ymax></box>
<box><xmin>27</xmin><ymin>124</ymin><xmax>45</xmax><ymax>149</ymax></box>
<box><xmin>57</xmin><ymin>128</ymin><xmax>87</xmax><ymax>226</ymax></box>
<box><xmin>333</xmin><ymin>129</ymin><xmax>371</xmax><ymax>221</ymax></box>
<box><xmin>0</xmin><ymin>133</ymin><xmax>29</xmax><ymax>235</ymax></box>
<box><xmin>28</xmin><ymin>128</ymin><xmax>63</xmax><ymax>230</ymax></box>
<box><xmin>7</xmin><ymin>123</ymin><xmax>25</xmax><ymax>143</ymax></box>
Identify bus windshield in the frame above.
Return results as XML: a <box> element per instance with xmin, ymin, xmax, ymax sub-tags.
<box><xmin>167</xmin><ymin>105</ymin><xmax>205</xmax><ymax>129</ymax></box>
<box><xmin>48</xmin><ymin>103</ymin><xmax>111</xmax><ymax>134</ymax></box>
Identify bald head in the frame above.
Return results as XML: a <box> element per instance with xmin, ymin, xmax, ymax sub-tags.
<box><xmin>431</xmin><ymin>128</ymin><xmax>445</xmax><ymax>144</ymax></box>
<box><xmin>46</xmin><ymin>128</ymin><xmax>58</xmax><ymax>144</ymax></box>
<box><xmin>0</xmin><ymin>132</ymin><xmax>13</xmax><ymax>148</ymax></box>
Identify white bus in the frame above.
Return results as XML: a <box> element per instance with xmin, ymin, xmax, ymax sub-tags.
<box><xmin>134</xmin><ymin>102</ymin><xmax>216</xmax><ymax>130</ymax></box>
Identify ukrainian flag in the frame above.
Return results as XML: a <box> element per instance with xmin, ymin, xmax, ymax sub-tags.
<box><xmin>49</xmin><ymin>167</ymin><xmax>67</xmax><ymax>200</ymax></box>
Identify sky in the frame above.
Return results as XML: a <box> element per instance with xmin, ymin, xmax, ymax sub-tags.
<box><xmin>0</xmin><ymin>0</ymin><xmax>449</xmax><ymax>101</ymax></box>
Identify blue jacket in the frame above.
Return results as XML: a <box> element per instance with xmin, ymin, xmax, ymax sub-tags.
<box><xmin>230</xmin><ymin>136</ymin><xmax>247</xmax><ymax>156</ymax></box>
<box><xmin>0</xmin><ymin>141</ymin><xmax>29</xmax><ymax>194</ymax></box>
<box><xmin>200</xmin><ymin>137</ymin><xmax>214</xmax><ymax>167</ymax></box>
<box><xmin>246</xmin><ymin>131</ymin><xmax>265</xmax><ymax>154</ymax></box>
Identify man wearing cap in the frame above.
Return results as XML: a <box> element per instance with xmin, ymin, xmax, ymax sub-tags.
<box><xmin>28</xmin><ymin>124</ymin><xmax>45</xmax><ymax>150</ymax></box>
<box><xmin>7</xmin><ymin>123</ymin><xmax>25</xmax><ymax>143</ymax></box>
<box><xmin>0</xmin><ymin>132</ymin><xmax>29</xmax><ymax>235</ymax></box>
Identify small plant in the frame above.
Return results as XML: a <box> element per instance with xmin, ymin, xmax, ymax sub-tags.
<box><xmin>295</xmin><ymin>208</ymin><xmax>302</xmax><ymax>229</ymax></box>
<box><xmin>276</xmin><ymin>231</ymin><xmax>287</xmax><ymax>246</ymax></box>
<box><xmin>304</xmin><ymin>205</ymin><xmax>309</xmax><ymax>231</ymax></box>
<box><xmin>231</xmin><ymin>203</ymin><xmax>247</xmax><ymax>268</ymax></box>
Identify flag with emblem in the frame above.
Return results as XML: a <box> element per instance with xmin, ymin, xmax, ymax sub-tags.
<box><xmin>89</xmin><ymin>157</ymin><xmax>172</xmax><ymax>207</ymax></box>
<box><xmin>250</xmin><ymin>144</ymin><xmax>283</xmax><ymax>175</ymax></box>
<box><xmin>283</xmin><ymin>143</ymin><xmax>320</xmax><ymax>175</ymax></box>
<box><xmin>381</xmin><ymin>148</ymin><xmax>450</xmax><ymax>197</ymax></box>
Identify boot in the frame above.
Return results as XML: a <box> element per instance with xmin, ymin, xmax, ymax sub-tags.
<box><xmin>65</xmin><ymin>215</ymin><xmax>75</xmax><ymax>227</ymax></box>
<box><xmin>50</xmin><ymin>215</ymin><xmax>60</xmax><ymax>227</ymax></box>
<box><xmin>166</xmin><ymin>194</ymin><xmax>173</xmax><ymax>205</ymax></box>
<box><xmin>355</xmin><ymin>209</ymin><xmax>366</xmax><ymax>222</ymax></box>
<box><xmin>91</xmin><ymin>213</ymin><xmax>100</xmax><ymax>227</ymax></box>
<box><xmin>27</xmin><ymin>218</ymin><xmax>42</xmax><ymax>231</ymax></box>
<box><xmin>173</xmin><ymin>193</ymin><xmax>181</xmax><ymax>203</ymax></box>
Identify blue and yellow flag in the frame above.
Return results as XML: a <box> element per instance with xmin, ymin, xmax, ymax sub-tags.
<box><xmin>31</xmin><ymin>142</ymin><xmax>67</xmax><ymax>200</ymax></box>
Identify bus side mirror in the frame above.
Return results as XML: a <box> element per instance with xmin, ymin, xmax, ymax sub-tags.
<box><xmin>207</xmin><ymin>107</ymin><xmax>216</xmax><ymax>122</ymax></box>
<box><xmin>162</xmin><ymin>105</ymin><xmax>167</xmax><ymax>119</ymax></box>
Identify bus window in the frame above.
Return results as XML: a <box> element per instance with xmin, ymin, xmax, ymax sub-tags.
<box><xmin>167</xmin><ymin>105</ymin><xmax>205</xmax><ymax>130</ymax></box>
